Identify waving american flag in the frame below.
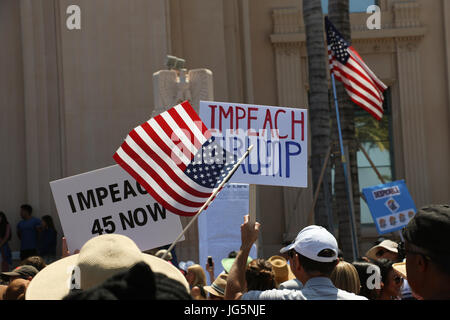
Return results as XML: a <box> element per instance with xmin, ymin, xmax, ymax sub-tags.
<box><xmin>325</xmin><ymin>16</ymin><xmax>387</xmax><ymax>120</ymax></box>
<box><xmin>113</xmin><ymin>101</ymin><xmax>238</xmax><ymax>216</ymax></box>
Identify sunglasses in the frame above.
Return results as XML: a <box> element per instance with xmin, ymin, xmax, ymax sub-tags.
<box><xmin>393</xmin><ymin>276</ymin><xmax>404</xmax><ymax>284</ymax></box>
<box><xmin>376</xmin><ymin>249</ymin><xmax>386</xmax><ymax>258</ymax></box>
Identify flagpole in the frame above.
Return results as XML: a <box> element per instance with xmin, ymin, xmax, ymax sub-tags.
<box><xmin>331</xmin><ymin>73</ymin><xmax>360</xmax><ymax>260</ymax></box>
<box><xmin>161</xmin><ymin>145</ymin><xmax>255</xmax><ymax>260</ymax></box>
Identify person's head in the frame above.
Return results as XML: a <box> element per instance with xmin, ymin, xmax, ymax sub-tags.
<box><xmin>4</xmin><ymin>278</ymin><xmax>30</xmax><ymax>300</ymax></box>
<box><xmin>352</xmin><ymin>261</ymin><xmax>382</xmax><ymax>300</ymax></box>
<box><xmin>20</xmin><ymin>204</ymin><xmax>32</xmax><ymax>220</ymax></box>
<box><xmin>41</xmin><ymin>215</ymin><xmax>56</xmax><ymax>230</ymax></box>
<box><xmin>20</xmin><ymin>256</ymin><xmax>47</xmax><ymax>271</ymax></box>
<box><xmin>374</xmin><ymin>258</ymin><xmax>403</xmax><ymax>299</ymax></box>
<box><xmin>280</xmin><ymin>225</ymin><xmax>339</xmax><ymax>284</ymax></box>
<box><xmin>190</xmin><ymin>285</ymin><xmax>207</xmax><ymax>300</ymax></box>
<box><xmin>245</xmin><ymin>258</ymin><xmax>276</xmax><ymax>291</ymax></box>
<box><xmin>366</xmin><ymin>239</ymin><xmax>400</xmax><ymax>262</ymax></box>
<box><xmin>401</xmin><ymin>204</ymin><xmax>450</xmax><ymax>299</ymax></box>
<box><xmin>204</xmin><ymin>273</ymin><xmax>227</xmax><ymax>300</ymax></box>
<box><xmin>186</xmin><ymin>264</ymin><xmax>206</xmax><ymax>288</ymax></box>
<box><xmin>0</xmin><ymin>211</ymin><xmax>10</xmax><ymax>239</ymax></box>
<box><xmin>24</xmin><ymin>234</ymin><xmax>189</xmax><ymax>300</ymax></box>
<box><xmin>0</xmin><ymin>265</ymin><xmax>39</xmax><ymax>284</ymax></box>
<box><xmin>330</xmin><ymin>261</ymin><xmax>360</xmax><ymax>294</ymax></box>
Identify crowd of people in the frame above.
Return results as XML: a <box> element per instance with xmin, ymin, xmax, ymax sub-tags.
<box><xmin>0</xmin><ymin>203</ymin><xmax>449</xmax><ymax>300</ymax></box>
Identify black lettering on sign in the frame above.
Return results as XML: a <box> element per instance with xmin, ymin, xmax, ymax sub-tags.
<box><xmin>77</xmin><ymin>190</ymin><xmax>97</xmax><ymax>211</ymax></box>
<box><xmin>119</xmin><ymin>210</ymin><xmax>135</xmax><ymax>231</ymax></box>
<box><xmin>123</xmin><ymin>180</ymin><xmax>137</xmax><ymax>199</ymax></box>
<box><xmin>109</xmin><ymin>183</ymin><xmax>121</xmax><ymax>202</ymax></box>
<box><xmin>133</xmin><ymin>208</ymin><xmax>148</xmax><ymax>226</ymax></box>
<box><xmin>146</xmin><ymin>203</ymin><xmax>166</xmax><ymax>221</ymax></box>
<box><xmin>67</xmin><ymin>195</ymin><xmax>77</xmax><ymax>213</ymax></box>
<box><xmin>136</xmin><ymin>182</ymin><xmax>148</xmax><ymax>195</ymax></box>
<box><xmin>95</xmin><ymin>187</ymin><xmax>108</xmax><ymax>206</ymax></box>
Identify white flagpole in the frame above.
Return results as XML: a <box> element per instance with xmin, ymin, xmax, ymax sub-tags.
<box><xmin>161</xmin><ymin>145</ymin><xmax>255</xmax><ymax>260</ymax></box>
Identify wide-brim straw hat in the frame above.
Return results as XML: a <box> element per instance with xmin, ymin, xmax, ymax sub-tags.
<box><xmin>366</xmin><ymin>240</ymin><xmax>398</xmax><ymax>260</ymax></box>
<box><xmin>393</xmin><ymin>261</ymin><xmax>407</xmax><ymax>279</ymax></box>
<box><xmin>267</xmin><ymin>255</ymin><xmax>296</xmax><ymax>286</ymax></box>
<box><xmin>25</xmin><ymin>234</ymin><xmax>189</xmax><ymax>300</ymax></box>
<box><xmin>203</xmin><ymin>273</ymin><xmax>228</xmax><ymax>297</ymax></box>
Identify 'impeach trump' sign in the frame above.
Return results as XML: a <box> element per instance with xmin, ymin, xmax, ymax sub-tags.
<box><xmin>199</xmin><ymin>101</ymin><xmax>308</xmax><ymax>188</ymax></box>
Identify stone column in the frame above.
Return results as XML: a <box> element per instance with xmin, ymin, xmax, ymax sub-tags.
<box><xmin>395</xmin><ymin>38</ymin><xmax>430</xmax><ymax>207</ymax></box>
<box><xmin>271</xmin><ymin>8</ymin><xmax>313</xmax><ymax>243</ymax></box>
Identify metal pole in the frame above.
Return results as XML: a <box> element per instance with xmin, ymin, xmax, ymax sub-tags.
<box><xmin>331</xmin><ymin>73</ymin><xmax>360</xmax><ymax>260</ymax></box>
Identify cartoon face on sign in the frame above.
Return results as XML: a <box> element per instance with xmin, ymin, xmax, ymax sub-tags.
<box><xmin>379</xmin><ymin>218</ymin><xmax>386</xmax><ymax>228</ymax></box>
<box><xmin>385</xmin><ymin>199</ymin><xmax>399</xmax><ymax>212</ymax></box>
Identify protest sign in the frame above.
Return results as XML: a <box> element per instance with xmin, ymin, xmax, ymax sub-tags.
<box><xmin>199</xmin><ymin>101</ymin><xmax>308</xmax><ymax>187</ymax></box>
<box><xmin>362</xmin><ymin>180</ymin><xmax>417</xmax><ymax>235</ymax></box>
<box><xmin>50</xmin><ymin>165</ymin><xmax>184</xmax><ymax>253</ymax></box>
<box><xmin>198</xmin><ymin>183</ymin><xmax>257</xmax><ymax>281</ymax></box>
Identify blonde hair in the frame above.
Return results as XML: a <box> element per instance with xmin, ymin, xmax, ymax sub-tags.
<box><xmin>330</xmin><ymin>261</ymin><xmax>361</xmax><ymax>294</ymax></box>
<box><xmin>187</xmin><ymin>264</ymin><xmax>207</xmax><ymax>287</ymax></box>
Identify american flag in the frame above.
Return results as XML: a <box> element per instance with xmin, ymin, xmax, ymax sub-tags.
<box><xmin>325</xmin><ymin>16</ymin><xmax>387</xmax><ymax>120</ymax></box>
<box><xmin>113</xmin><ymin>101</ymin><xmax>238</xmax><ymax>217</ymax></box>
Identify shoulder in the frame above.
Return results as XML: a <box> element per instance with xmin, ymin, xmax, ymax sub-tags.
<box><xmin>242</xmin><ymin>289</ymin><xmax>306</xmax><ymax>300</ymax></box>
<box><xmin>337</xmin><ymin>289</ymin><xmax>368</xmax><ymax>300</ymax></box>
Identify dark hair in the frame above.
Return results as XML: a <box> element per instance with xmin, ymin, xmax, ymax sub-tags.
<box><xmin>0</xmin><ymin>211</ymin><xmax>11</xmax><ymax>240</ymax></box>
<box><xmin>352</xmin><ymin>261</ymin><xmax>380</xmax><ymax>300</ymax></box>
<box><xmin>20</xmin><ymin>204</ymin><xmax>32</xmax><ymax>215</ymax></box>
<box><xmin>295</xmin><ymin>250</ymin><xmax>338</xmax><ymax>276</ymax></box>
<box><xmin>245</xmin><ymin>259</ymin><xmax>276</xmax><ymax>291</ymax></box>
<box><xmin>42</xmin><ymin>215</ymin><xmax>56</xmax><ymax>231</ymax></box>
<box><xmin>20</xmin><ymin>256</ymin><xmax>47</xmax><ymax>271</ymax></box>
<box><xmin>373</xmin><ymin>258</ymin><xmax>394</xmax><ymax>286</ymax></box>
<box><xmin>227</xmin><ymin>251</ymin><xmax>237</xmax><ymax>259</ymax></box>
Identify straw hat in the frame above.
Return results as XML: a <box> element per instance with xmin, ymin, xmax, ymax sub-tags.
<box><xmin>25</xmin><ymin>234</ymin><xmax>189</xmax><ymax>300</ymax></box>
<box><xmin>393</xmin><ymin>261</ymin><xmax>407</xmax><ymax>279</ymax></box>
<box><xmin>267</xmin><ymin>256</ymin><xmax>296</xmax><ymax>286</ymax></box>
<box><xmin>203</xmin><ymin>273</ymin><xmax>228</xmax><ymax>298</ymax></box>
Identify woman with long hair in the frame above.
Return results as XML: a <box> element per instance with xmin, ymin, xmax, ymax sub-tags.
<box><xmin>0</xmin><ymin>211</ymin><xmax>12</xmax><ymax>272</ymax></box>
<box><xmin>38</xmin><ymin>215</ymin><xmax>57</xmax><ymax>264</ymax></box>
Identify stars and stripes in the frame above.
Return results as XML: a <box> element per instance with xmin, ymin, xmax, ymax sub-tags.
<box><xmin>325</xmin><ymin>16</ymin><xmax>387</xmax><ymax>120</ymax></box>
<box><xmin>113</xmin><ymin>101</ymin><xmax>238</xmax><ymax>217</ymax></box>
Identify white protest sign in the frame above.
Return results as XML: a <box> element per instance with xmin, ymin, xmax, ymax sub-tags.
<box><xmin>199</xmin><ymin>101</ymin><xmax>308</xmax><ymax>187</ymax></box>
<box><xmin>198</xmin><ymin>183</ymin><xmax>257</xmax><ymax>282</ymax></box>
<box><xmin>50</xmin><ymin>165</ymin><xmax>184</xmax><ymax>253</ymax></box>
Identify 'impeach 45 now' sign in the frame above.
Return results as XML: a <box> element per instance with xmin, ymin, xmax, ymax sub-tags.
<box><xmin>362</xmin><ymin>180</ymin><xmax>417</xmax><ymax>235</ymax></box>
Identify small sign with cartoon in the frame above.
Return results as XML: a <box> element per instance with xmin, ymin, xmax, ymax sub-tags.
<box><xmin>362</xmin><ymin>180</ymin><xmax>417</xmax><ymax>235</ymax></box>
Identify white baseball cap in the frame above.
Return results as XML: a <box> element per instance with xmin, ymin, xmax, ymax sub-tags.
<box><xmin>280</xmin><ymin>225</ymin><xmax>339</xmax><ymax>263</ymax></box>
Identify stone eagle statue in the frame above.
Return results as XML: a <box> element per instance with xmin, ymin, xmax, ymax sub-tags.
<box><xmin>152</xmin><ymin>68</ymin><xmax>213</xmax><ymax>116</ymax></box>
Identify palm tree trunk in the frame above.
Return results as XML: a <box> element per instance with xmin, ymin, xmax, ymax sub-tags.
<box><xmin>328</xmin><ymin>0</ymin><xmax>362</xmax><ymax>260</ymax></box>
<box><xmin>302</xmin><ymin>0</ymin><xmax>332</xmax><ymax>229</ymax></box>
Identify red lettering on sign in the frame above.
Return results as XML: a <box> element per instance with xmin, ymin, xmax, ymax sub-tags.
<box><xmin>219</xmin><ymin>105</ymin><xmax>233</xmax><ymax>132</ymax></box>
<box><xmin>208</xmin><ymin>105</ymin><xmax>217</xmax><ymax>129</ymax></box>
<box><xmin>275</xmin><ymin>110</ymin><xmax>288</xmax><ymax>139</ymax></box>
<box><xmin>291</xmin><ymin>111</ymin><xmax>304</xmax><ymax>141</ymax></box>
<box><xmin>235</xmin><ymin>106</ymin><xmax>246</xmax><ymax>131</ymax></box>
<box><xmin>247</xmin><ymin>107</ymin><xmax>259</xmax><ymax>136</ymax></box>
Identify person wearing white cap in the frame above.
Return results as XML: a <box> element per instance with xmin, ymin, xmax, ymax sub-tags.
<box><xmin>224</xmin><ymin>215</ymin><xmax>367</xmax><ymax>300</ymax></box>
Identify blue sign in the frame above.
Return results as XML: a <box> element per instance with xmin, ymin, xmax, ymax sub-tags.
<box><xmin>362</xmin><ymin>180</ymin><xmax>417</xmax><ymax>235</ymax></box>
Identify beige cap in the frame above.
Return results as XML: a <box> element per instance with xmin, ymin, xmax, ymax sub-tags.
<box><xmin>366</xmin><ymin>240</ymin><xmax>398</xmax><ymax>260</ymax></box>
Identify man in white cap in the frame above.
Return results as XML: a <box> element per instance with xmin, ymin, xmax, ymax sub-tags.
<box><xmin>225</xmin><ymin>215</ymin><xmax>367</xmax><ymax>300</ymax></box>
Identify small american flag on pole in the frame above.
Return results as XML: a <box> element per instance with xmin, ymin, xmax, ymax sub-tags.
<box><xmin>113</xmin><ymin>101</ymin><xmax>238</xmax><ymax>217</ymax></box>
<box><xmin>325</xmin><ymin>16</ymin><xmax>387</xmax><ymax>120</ymax></box>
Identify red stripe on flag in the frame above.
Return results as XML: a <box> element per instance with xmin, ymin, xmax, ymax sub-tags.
<box><xmin>168</xmin><ymin>107</ymin><xmax>202</xmax><ymax>150</ymax></box>
<box><xmin>180</xmin><ymin>100</ymin><xmax>212</xmax><ymax>139</ymax></box>
<box><xmin>113</xmin><ymin>152</ymin><xmax>200</xmax><ymax>217</ymax></box>
<box><xmin>128</xmin><ymin>131</ymin><xmax>211</xmax><ymax>198</ymax></box>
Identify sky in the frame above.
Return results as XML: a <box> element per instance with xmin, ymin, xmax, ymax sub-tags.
<box><xmin>321</xmin><ymin>0</ymin><xmax>377</xmax><ymax>14</ymax></box>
